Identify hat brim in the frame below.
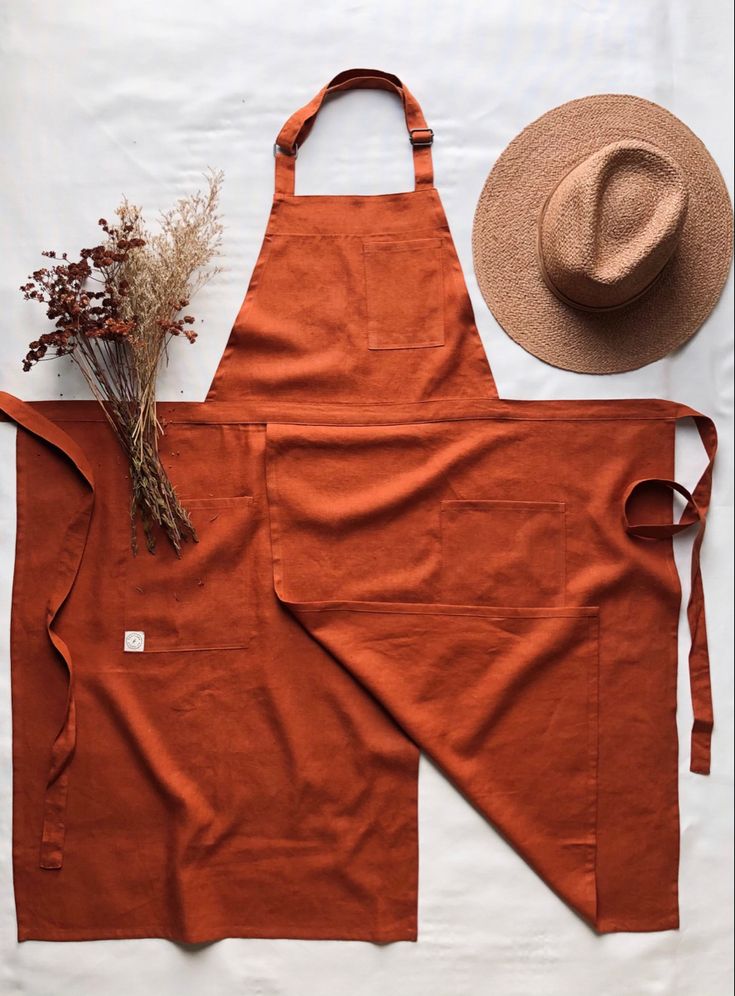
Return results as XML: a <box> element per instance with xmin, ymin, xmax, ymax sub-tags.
<box><xmin>472</xmin><ymin>94</ymin><xmax>734</xmax><ymax>374</ymax></box>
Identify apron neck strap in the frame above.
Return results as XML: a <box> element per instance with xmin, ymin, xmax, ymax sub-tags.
<box><xmin>273</xmin><ymin>68</ymin><xmax>435</xmax><ymax>196</ymax></box>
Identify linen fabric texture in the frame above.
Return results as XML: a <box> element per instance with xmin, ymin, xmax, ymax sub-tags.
<box><xmin>0</xmin><ymin>69</ymin><xmax>718</xmax><ymax>943</ymax></box>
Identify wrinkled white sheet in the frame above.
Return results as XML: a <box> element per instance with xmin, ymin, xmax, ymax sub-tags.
<box><xmin>0</xmin><ymin>2</ymin><xmax>732</xmax><ymax>993</ymax></box>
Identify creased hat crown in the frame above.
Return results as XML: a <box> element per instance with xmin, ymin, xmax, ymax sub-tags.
<box><xmin>538</xmin><ymin>140</ymin><xmax>689</xmax><ymax>312</ymax></box>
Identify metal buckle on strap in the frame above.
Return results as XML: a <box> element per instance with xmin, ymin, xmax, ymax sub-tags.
<box><xmin>273</xmin><ymin>142</ymin><xmax>299</xmax><ymax>158</ymax></box>
<box><xmin>409</xmin><ymin>128</ymin><xmax>434</xmax><ymax>147</ymax></box>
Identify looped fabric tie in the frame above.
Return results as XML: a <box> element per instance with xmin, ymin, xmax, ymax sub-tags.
<box><xmin>0</xmin><ymin>391</ymin><xmax>95</xmax><ymax>868</ymax></box>
<box><xmin>622</xmin><ymin>407</ymin><xmax>717</xmax><ymax>775</ymax></box>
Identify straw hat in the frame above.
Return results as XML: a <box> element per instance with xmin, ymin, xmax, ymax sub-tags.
<box><xmin>472</xmin><ymin>95</ymin><xmax>733</xmax><ymax>373</ymax></box>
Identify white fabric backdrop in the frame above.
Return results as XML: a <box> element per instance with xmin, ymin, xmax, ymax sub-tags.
<box><xmin>0</xmin><ymin>2</ymin><xmax>732</xmax><ymax>993</ymax></box>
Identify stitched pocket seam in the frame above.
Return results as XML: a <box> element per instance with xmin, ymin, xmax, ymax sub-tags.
<box><xmin>363</xmin><ymin>236</ymin><xmax>446</xmax><ymax>350</ymax></box>
<box><xmin>439</xmin><ymin>498</ymin><xmax>566</xmax><ymax>607</ymax></box>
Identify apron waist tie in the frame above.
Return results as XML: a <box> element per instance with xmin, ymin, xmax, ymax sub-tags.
<box><xmin>622</xmin><ymin>408</ymin><xmax>718</xmax><ymax>775</ymax></box>
<box><xmin>0</xmin><ymin>391</ymin><xmax>95</xmax><ymax>868</ymax></box>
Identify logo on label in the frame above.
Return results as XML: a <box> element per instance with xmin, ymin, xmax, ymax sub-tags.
<box><xmin>124</xmin><ymin>631</ymin><xmax>145</xmax><ymax>652</ymax></box>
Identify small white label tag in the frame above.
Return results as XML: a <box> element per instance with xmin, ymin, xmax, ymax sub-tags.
<box><xmin>124</xmin><ymin>631</ymin><xmax>145</xmax><ymax>653</ymax></box>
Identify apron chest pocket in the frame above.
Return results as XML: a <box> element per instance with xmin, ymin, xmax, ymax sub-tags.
<box><xmin>123</xmin><ymin>495</ymin><xmax>257</xmax><ymax>653</ymax></box>
<box><xmin>363</xmin><ymin>236</ymin><xmax>446</xmax><ymax>349</ymax></box>
<box><xmin>440</xmin><ymin>499</ymin><xmax>566</xmax><ymax>606</ymax></box>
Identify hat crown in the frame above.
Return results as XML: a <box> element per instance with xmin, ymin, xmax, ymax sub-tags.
<box><xmin>539</xmin><ymin>140</ymin><xmax>689</xmax><ymax>310</ymax></box>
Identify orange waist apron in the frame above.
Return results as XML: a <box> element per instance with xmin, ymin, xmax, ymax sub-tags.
<box><xmin>0</xmin><ymin>69</ymin><xmax>718</xmax><ymax>942</ymax></box>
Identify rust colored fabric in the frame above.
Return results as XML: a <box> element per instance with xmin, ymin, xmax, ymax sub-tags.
<box><xmin>2</xmin><ymin>398</ymin><xmax>420</xmax><ymax>942</ymax></box>
<box><xmin>0</xmin><ymin>69</ymin><xmax>719</xmax><ymax>942</ymax></box>
<box><xmin>207</xmin><ymin>69</ymin><xmax>496</xmax><ymax>404</ymax></box>
<box><xmin>263</xmin><ymin>398</ymin><xmax>716</xmax><ymax>932</ymax></box>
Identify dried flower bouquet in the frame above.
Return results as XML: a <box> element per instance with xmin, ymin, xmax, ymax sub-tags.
<box><xmin>20</xmin><ymin>168</ymin><xmax>224</xmax><ymax>555</ymax></box>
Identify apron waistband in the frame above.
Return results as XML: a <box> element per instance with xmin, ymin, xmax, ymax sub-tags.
<box><xmin>622</xmin><ymin>406</ymin><xmax>718</xmax><ymax>775</ymax></box>
<box><xmin>0</xmin><ymin>391</ymin><xmax>95</xmax><ymax>868</ymax></box>
<box><xmin>273</xmin><ymin>68</ymin><xmax>435</xmax><ymax>196</ymax></box>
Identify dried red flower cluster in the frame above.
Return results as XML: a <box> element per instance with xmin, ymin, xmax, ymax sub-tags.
<box><xmin>20</xmin><ymin>219</ymin><xmax>140</xmax><ymax>369</ymax></box>
<box><xmin>20</xmin><ymin>218</ymin><xmax>197</xmax><ymax>370</ymax></box>
<box><xmin>157</xmin><ymin>303</ymin><xmax>198</xmax><ymax>344</ymax></box>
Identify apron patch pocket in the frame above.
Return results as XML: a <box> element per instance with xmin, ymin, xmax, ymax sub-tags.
<box><xmin>363</xmin><ymin>237</ymin><xmax>446</xmax><ymax>349</ymax></box>
<box><xmin>440</xmin><ymin>499</ymin><xmax>566</xmax><ymax>606</ymax></box>
<box><xmin>123</xmin><ymin>495</ymin><xmax>257</xmax><ymax>653</ymax></box>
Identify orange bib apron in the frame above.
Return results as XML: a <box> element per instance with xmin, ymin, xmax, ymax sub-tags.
<box><xmin>0</xmin><ymin>69</ymin><xmax>717</xmax><ymax>941</ymax></box>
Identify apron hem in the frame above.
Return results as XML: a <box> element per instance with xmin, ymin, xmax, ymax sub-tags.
<box><xmin>17</xmin><ymin>921</ymin><xmax>418</xmax><ymax>944</ymax></box>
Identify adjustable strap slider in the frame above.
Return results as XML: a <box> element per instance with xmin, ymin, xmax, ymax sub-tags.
<box><xmin>409</xmin><ymin>127</ymin><xmax>434</xmax><ymax>147</ymax></box>
<box><xmin>273</xmin><ymin>142</ymin><xmax>299</xmax><ymax>158</ymax></box>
